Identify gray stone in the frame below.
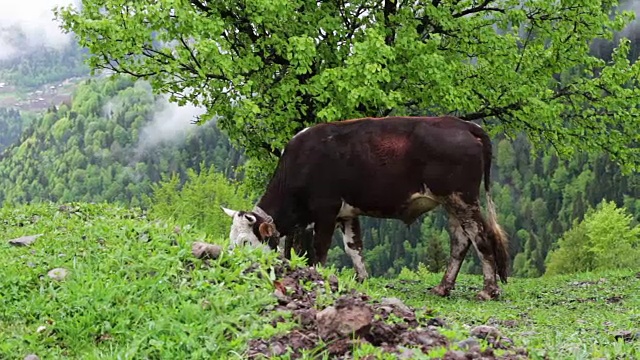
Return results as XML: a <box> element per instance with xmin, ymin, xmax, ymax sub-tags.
<box><xmin>191</xmin><ymin>242</ymin><xmax>222</xmax><ymax>260</ymax></box>
<box><xmin>470</xmin><ymin>324</ymin><xmax>502</xmax><ymax>339</ymax></box>
<box><xmin>380</xmin><ymin>297</ymin><xmax>412</xmax><ymax>314</ymax></box>
<box><xmin>47</xmin><ymin>268</ymin><xmax>69</xmax><ymax>281</ymax></box>
<box><xmin>8</xmin><ymin>234</ymin><xmax>43</xmax><ymax>246</ymax></box>
<box><xmin>316</xmin><ymin>304</ymin><xmax>372</xmax><ymax>339</ymax></box>
<box><xmin>458</xmin><ymin>337</ymin><xmax>480</xmax><ymax>351</ymax></box>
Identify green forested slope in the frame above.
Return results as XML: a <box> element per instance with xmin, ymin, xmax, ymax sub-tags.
<box><xmin>0</xmin><ymin>77</ymin><xmax>244</xmax><ymax>206</ymax></box>
<box><xmin>0</xmin><ymin>42</ymin><xmax>89</xmax><ymax>90</ymax></box>
<box><xmin>0</xmin><ymin>108</ymin><xmax>26</xmax><ymax>151</ymax></box>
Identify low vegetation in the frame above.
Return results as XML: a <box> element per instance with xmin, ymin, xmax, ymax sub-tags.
<box><xmin>1</xmin><ymin>203</ymin><xmax>638</xmax><ymax>359</ymax></box>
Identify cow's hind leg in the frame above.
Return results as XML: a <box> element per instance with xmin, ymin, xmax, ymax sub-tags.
<box><xmin>338</xmin><ymin>217</ymin><xmax>368</xmax><ymax>282</ymax></box>
<box><xmin>468</xmin><ymin>212</ymin><xmax>502</xmax><ymax>300</ymax></box>
<box><xmin>431</xmin><ymin>214</ymin><xmax>471</xmax><ymax>297</ymax></box>
<box><xmin>446</xmin><ymin>196</ymin><xmax>502</xmax><ymax>300</ymax></box>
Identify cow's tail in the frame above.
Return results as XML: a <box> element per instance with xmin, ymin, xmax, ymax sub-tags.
<box><xmin>470</xmin><ymin>123</ymin><xmax>510</xmax><ymax>284</ymax></box>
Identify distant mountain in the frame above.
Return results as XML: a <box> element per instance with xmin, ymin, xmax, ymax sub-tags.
<box><xmin>0</xmin><ymin>40</ymin><xmax>88</xmax><ymax>112</ymax></box>
<box><xmin>0</xmin><ymin>29</ymin><xmax>89</xmax><ymax>90</ymax></box>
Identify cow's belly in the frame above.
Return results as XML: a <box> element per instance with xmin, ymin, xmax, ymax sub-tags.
<box><xmin>401</xmin><ymin>191</ymin><xmax>440</xmax><ymax>224</ymax></box>
<box><xmin>336</xmin><ymin>184</ymin><xmax>441</xmax><ymax>225</ymax></box>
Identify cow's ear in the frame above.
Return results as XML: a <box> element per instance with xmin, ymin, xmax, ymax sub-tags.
<box><xmin>221</xmin><ymin>206</ymin><xmax>237</xmax><ymax>217</ymax></box>
<box><xmin>259</xmin><ymin>222</ymin><xmax>276</xmax><ymax>238</ymax></box>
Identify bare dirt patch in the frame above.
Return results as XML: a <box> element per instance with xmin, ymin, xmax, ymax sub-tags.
<box><xmin>245</xmin><ymin>264</ymin><xmax>530</xmax><ymax>359</ymax></box>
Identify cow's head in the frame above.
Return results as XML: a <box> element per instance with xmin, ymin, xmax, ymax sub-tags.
<box><xmin>221</xmin><ymin>206</ymin><xmax>280</xmax><ymax>251</ymax></box>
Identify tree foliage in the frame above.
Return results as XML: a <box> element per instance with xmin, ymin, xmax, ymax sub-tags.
<box><xmin>145</xmin><ymin>164</ymin><xmax>253</xmax><ymax>238</ymax></box>
<box><xmin>0</xmin><ymin>108</ymin><xmax>26</xmax><ymax>152</ymax></box>
<box><xmin>544</xmin><ymin>200</ymin><xmax>640</xmax><ymax>276</ymax></box>
<box><xmin>55</xmin><ymin>0</ymin><xmax>640</xmax><ymax>183</ymax></box>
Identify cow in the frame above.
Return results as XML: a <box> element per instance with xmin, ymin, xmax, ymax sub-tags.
<box><xmin>221</xmin><ymin>115</ymin><xmax>510</xmax><ymax>300</ymax></box>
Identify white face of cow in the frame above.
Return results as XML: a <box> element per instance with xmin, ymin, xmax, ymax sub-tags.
<box><xmin>221</xmin><ymin>206</ymin><xmax>277</xmax><ymax>252</ymax></box>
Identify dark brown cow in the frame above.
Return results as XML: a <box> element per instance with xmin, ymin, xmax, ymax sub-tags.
<box><xmin>221</xmin><ymin>115</ymin><xmax>509</xmax><ymax>300</ymax></box>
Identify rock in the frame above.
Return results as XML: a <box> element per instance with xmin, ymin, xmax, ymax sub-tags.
<box><xmin>316</xmin><ymin>303</ymin><xmax>373</xmax><ymax>340</ymax></box>
<box><xmin>415</xmin><ymin>332</ymin><xmax>438</xmax><ymax>347</ymax></box>
<box><xmin>329</xmin><ymin>274</ymin><xmax>339</xmax><ymax>293</ymax></box>
<box><xmin>470</xmin><ymin>325</ymin><xmax>502</xmax><ymax>339</ymax></box>
<box><xmin>427</xmin><ymin>317</ymin><xmax>447</xmax><ymax>327</ymax></box>
<box><xmin>191</xmin><ymin>242</ymin><xmax>222</xmax><ymax>260</ymax></box>
<box><xmin>443</xmin><ymin>350</ymin><xmax>468</xmax><ymax>360</ymax></box>
<box><xmin>380</xmin><ymin>297</ymin><xmax>412</xmax><ymax>315</ymax></box>
<box><xmin>606</xmin><ymin>295</ymin><xmax>623</xmax><ymax>304</ymax></box>
<box><xmin>296</xmin><ymin>308</ymin><xmax>317</xmax><ymax>327</ymax></box>
<box><xmin>457</xmin><ymin>337</ymin><xmax>480</xmax><ymax>351</ymax></box>
<box><xmin>24</xmin><ymin>355</ymin><xmax>40</xmax><ymax>360</ymax></box>
<box><xmin>8</xmin><ymin>234</ymin><xmax>43</xmax><ymax>246</ymax></box>
<box><xmin>273</xmin><ymin>288</ymin><xmax>289</xmax><ymax>304</ymax></box>
<box><xmin>397</xmin><ymin>346</ymin><xmax>419</xmax><ymax>359</ymax></box>
<box><xmin>470</xmin><ymin>324</ymin><xmax>514</xmax><ymax>349</ymax></box>
<box><xmin>47</xmin><ymin>268</ymin><xmax>69</xmax><ymax>281</ymax></box>
<box><xmin>614</xmin><ymin>330</ymin><xmax>639</xmax><ymax>342</ymax></box>
<box><xmin>270</xmin><ymin>342</ymin><xmax>287</xmax><ymax>356</ymax></box>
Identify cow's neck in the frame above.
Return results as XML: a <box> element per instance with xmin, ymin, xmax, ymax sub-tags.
<box><xmin>254</xmin><ymin>189</ymin><xmax>296</xmax><ymax>236</ymax></box>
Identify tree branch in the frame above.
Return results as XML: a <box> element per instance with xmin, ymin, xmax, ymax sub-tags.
<box><xmin>459</xmin><ymin>102</ymin><xmax>523</xmax><ymax>121</ymax></box>
<box><xmin>190</xmin><ymin>0</ymin><xmax>212</xmax><ymax>14</ymax></box>
<box><xmin>453</xmin><ymin>0</ymin><xmax>505</xmax><ymax>18</ymax></box>
<box><xmin>179</xmin><ymin>35</ymin><xmax>203</xmax><ymax>71</ymax></box>
<box><xmin>384</xmin><ymin>0</ymin><xmax>397</xmax><ymax>46</ymax></box>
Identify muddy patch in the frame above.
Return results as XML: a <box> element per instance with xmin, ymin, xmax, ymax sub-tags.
<box><xmin>246</xmin><ymin>264</ymin><xmax>529</xmax><ymax>359</ymax></box>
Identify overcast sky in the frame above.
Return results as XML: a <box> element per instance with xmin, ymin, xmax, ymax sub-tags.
<box><xmin>0</xmin><ymin>0</ymin><xmax>79</xmax><ymax>60</ymax></box>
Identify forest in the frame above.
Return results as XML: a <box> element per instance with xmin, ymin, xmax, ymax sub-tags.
<box><xmin>0</xmin><ymin>41</ymin><xmax>89</xmax><ymax>90</ymax></box>
<box><xmin>1</xmin><ymin>0</ymin><xmax>639</xmax><ymax>281</ymax></box>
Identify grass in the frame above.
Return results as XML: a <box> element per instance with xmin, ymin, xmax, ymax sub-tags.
<box><xmin>0</xmin><ymin>202</ymin><xmax>291</xmax><ymax>359</ymax></box>
<box><xmin>1</xmin><ymin>202</ymin><xmax>638</xmax><ymax>359</ymax></box>
<box><xmin>361</xmin><ymin>265</ymin><xmax>640</xmax><ymax>359</ymax></box>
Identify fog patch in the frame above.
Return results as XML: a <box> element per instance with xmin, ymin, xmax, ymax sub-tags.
<box><xmin>0</xmin><ymin>0</ymin><xmax>80</xmax><ymax>61</ymax></box>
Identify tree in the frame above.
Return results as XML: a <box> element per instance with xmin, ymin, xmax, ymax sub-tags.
<box><xmin>55</xmin><ymin>0</ymin><xmax>640</xmax><ymax>188</ymax></box>
<box><xmin>544</xmin><ymin>200</ymin><xmax>640</xmax><ymax>276</ymax></box>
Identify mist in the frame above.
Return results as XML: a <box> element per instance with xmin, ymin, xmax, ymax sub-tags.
<box><xmin>0</xmin><ymin>0</ymin><xmax>78</xmax><ymax>61</ymax></box>
<box><xmin>134</xmin><ymin>95</ymin><xmax>208</xmax><ymax>155</ymax></box>
<box><xmin>619</xmin><ymin>0</ymin><xmax>640</xmax><ymax>39</ymax></box>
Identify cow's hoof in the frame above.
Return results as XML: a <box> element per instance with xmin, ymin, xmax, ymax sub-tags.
<box><xmin>476</xmin><ymin>288</ymin><xmax>501</xmax><ymax>301</ymax></box>
<box><xmin>430</xmin><ymin>285</ymin><xmax>450</xmax><ymax>297</ymax></box>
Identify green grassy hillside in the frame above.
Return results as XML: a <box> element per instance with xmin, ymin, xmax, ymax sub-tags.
<box><xmin>1</xmin><ymin>203</ymin><xmax>638</xmax><ymax>359</ymax></box>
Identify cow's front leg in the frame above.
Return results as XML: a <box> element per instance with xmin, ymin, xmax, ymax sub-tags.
<box><xmin>339</xmin><ymin>217</ymin><xmax>368</xmax><ymax>282</ymax></box>
<box><xmin>285</xmin><ymin>226</ymin><xmax>315</xmax><ymax>264</ymax></box>
<box><xmin>431</xmin><ymin>214</ymin><xmax>470</xmax><ymax>297</ymax></box>
<box><xmin>312</xmin><ymin>218</ymin><xmax>336</xmax><ymax>266</ymax></box>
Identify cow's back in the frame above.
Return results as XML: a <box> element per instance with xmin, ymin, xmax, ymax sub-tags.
<box><xmin>278</xmin><ymin>116</ymin><xmax>485</xmax><ymax>215</ymax></box>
